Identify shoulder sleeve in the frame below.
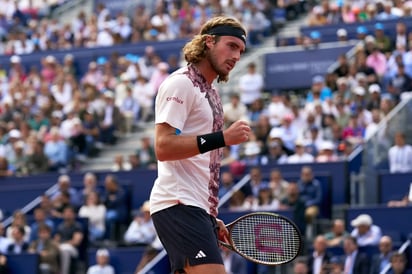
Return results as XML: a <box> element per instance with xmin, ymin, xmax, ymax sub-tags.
<box><xmin>155</xmin><ymin>73</ymin><xmax>196</xmax><ymax>131</ymax></box>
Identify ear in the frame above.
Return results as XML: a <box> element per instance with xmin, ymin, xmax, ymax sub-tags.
<box><xmin>204</xmin><ymin>35</ymin><xmax>215</xmax><ymax>49</ymax></box>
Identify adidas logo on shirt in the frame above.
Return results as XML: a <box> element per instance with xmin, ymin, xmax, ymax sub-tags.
<box><xmin>195</xmin><ymin>250</ymin><xmax>207</xmax><ymax>259</ymax></box>
<box><xmin>200</xmin><ymin>137</ymin><xmax>206</xmax><ymax>145</ymax></box>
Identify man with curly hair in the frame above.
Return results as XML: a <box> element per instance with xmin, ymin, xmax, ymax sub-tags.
<box><xmin>150</xmin><ymin>15</ymin><xmax>251</xmax><ymax>274</ymax></box>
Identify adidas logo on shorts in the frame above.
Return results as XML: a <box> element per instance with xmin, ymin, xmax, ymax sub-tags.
<box><xmin>195</xmin><ymin>250</ymin><xmax>207</xmax><ymax>259</ymax></box>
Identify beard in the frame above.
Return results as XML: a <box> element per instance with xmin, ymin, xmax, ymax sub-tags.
<box><xmin>206</xmin><ymin>50</ymin><xmax>229</xmax><ymax>82</ymax></box>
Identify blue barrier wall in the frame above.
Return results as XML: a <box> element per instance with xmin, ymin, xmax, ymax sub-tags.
<box><xmin>0</xmin><ymin>39</ymin><xmax>187</xmax><ymax>79</ymax></box>
<box><xmin>6</xmin><ymin>253</ymin><xmax>39</xmax><ymax>274</ymax></box>
<box><xmin>264</xmin><ymin>43</ymin><xmax>355</xmax><ymax>90</ymax></box>
<box><xmin>87</xmin><ymin>246</ymin><xmax>170</xmax><ymax>274</ymax></box>
<box><xmin>378</xmin><ymin>172</ymin><xmax>412</xmax><ymax>203</ymax></box>
<box><xmin>345</xmin><ymin>205</ymin><xmax>412</xmax><ymax>240</ymax></box>
<box><xmin>300</xmin><ymin>17</ymin><xmax>412</xmax><ymax>43</ymax></box>
<box><xmin>0</xmin><ymin>161</ymin><xmax>349</xmax><ymax>217</ymax></box>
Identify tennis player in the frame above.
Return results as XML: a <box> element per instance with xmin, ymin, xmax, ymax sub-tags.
<box><xmin>150</xmin><ymin>16</ymin><xmax>251</xmax><ymax>274</ymax></box>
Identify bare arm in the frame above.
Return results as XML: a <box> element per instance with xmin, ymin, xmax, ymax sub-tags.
<box><xmin>155</xmin><ymin>120</ymin><xmax>251</xmax><ymax>161</ymax></box>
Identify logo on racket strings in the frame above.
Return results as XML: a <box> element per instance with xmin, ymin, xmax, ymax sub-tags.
<box><xmin>254</xmin><ymin>223</ymin><xmax>284</xmax><ymax>254</ymax></box>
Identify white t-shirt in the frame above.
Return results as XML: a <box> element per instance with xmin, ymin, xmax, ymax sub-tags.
<box><xmin>87</xmin><ymin>265</ymin><xmax>115</xmax><ymax>274</ymax></box>
<box><xmin>238</xmin><ymin>72</ymin><xmax>263</xmax><ymax>105</ymax></box>
<box><xmin>150</xmin><ymin>65</ymin><xmax>224</xmax><ymax>217</ymax></box>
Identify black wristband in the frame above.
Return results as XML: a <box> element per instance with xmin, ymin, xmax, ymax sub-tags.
<box><xmin>197</xmin><ymin>131</ymin><xmax>226</xmax><ymax>154</ymax></box>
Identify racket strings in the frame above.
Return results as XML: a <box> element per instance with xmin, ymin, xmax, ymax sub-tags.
<box><xmin>230</xmin><ymin>214</ymin><xmax>300</xmax><ymax>265</ymax></box>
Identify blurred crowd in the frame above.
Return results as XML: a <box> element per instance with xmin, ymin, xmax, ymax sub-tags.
<box><xmin>0</xmin><ymin>0</ymin><xmax>278</xmax><ymax>55</ymax></box>
<box><xmin>0</xmin><ymin>172</ymin><xmax>159</xmax><ymax>274</ymax></box>
<box><xmin>307</xmin><ymin>0</ymin><xmax>412</xmax><ymax>27</ymax></box>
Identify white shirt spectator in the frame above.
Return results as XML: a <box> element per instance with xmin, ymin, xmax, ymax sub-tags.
<box><xmin>78</xmin><ymin>204</ymin><xmax>106</xmax><ymax>235</ymax></box>
<box><xmin>123</xmin><ymin>217</ymin><xmax>156</xmax><ymax>245</ymax></box>
<box><xmin>238</xmin><ymin>63</ymin><xmax>263</xmax><ymax>106</ymax></box>
<box><xmin>266</xmin><ymin>95</ymin><xmax>288</xmax><ymax>127</ymax></box>
<box><xmin>388</xmin><ymin>144</ymin><xmax>412</xmax><ymax>173</ymax></box>
<box><xmin>96</xmin><ymin>27</ymin><xmax>114</xmax><ymax>47</ymax></box>
<box><xmin>87</xmin><ymin>265</ymin><xmax>115</xmax><ymax>274</ymax></box>
<box><xmin>223</xmin><ymin>94</ymin><xmax>248</xmax><ymax>126</ymax></box>
<box><xmin>287</xmin><ymin>153</ymin><xmax>315</xmax><ymax>164</ymax></box>
<box><xmin>351</xmin><ymin>225</ymin><xmax>382</xmax><ymax>247</ymax></box>
<box><xmin>350</xmin><ymin>214</ymin><xmax>382</xmax><ymax>247</ymax></box>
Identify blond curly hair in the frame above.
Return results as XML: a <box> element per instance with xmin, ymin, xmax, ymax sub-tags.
<box><xmin>182</xmin><ymin>16</ymin><xmax>246</xmax><ymax>82</ymax></box>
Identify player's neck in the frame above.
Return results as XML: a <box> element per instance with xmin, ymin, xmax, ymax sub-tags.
<box><xmin>193</xmin><ymin>60</ymin><xmax>217</xmax><ymax>85</ymax></box>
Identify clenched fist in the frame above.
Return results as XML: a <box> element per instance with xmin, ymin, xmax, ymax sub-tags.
<box><xmin>223</xmin><ymin>120</ymin><xmax>251</xmax><ymax>146</ymax></box>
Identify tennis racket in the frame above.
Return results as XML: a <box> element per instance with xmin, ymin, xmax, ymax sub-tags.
<box><xmin>219</xmin><ymin>212</ymin><xmax>302</xmax><ymax>266</ymax></box>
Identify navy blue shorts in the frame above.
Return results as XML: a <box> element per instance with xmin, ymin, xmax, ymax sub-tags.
<box><xmin>151</xmin><ymin>204</ymin><xmax>224</xmax><ymax>272</ymax></box>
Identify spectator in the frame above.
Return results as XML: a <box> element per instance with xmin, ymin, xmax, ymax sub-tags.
<box><xmin>54</xmin><ymin>206</ymin><xmax>84</xmax><ymax>274</ymax></box>
<box><xmin>6</xmin><ymin>210</ymin><xmax>31</xmax><ymax>243</ymax></box>
<box><xmin>342</xmin><ymin>113</ymin><xmax>365</xmax><ymax>145</ymax></box>
<box><xmin>86</xmin><ymin>248</ymin><xmax>115</xmax><ymax>274</ymax></box>
<box><xmin>316</xmin><ymin>140</ymin><xmax>339</xmax><ymax>162</ymax></box>
<box><xmin>111</xmin><ymin>154</ymin><xmax>132</xmax><ymax>172</ymax></box>
<box><xmin>102</xmin><ymin>174</ymin><xmax>129</xmax><ymax>241</ymax></box>
<box><xmin>324</xmin><ymin>219</ymin><xmax>349</xmax><ymax>247</ymax></box>
<box><xmin>0</xmin><ymin>224</ymin><xmax>10</xmax><ymax>254</ymax></box>
<box><xmin>29</xmin><ymin>207</ymin><xmax>54</xmax><ymax>242</ymax></box>
<box><xmin>135</xmin><ymin>135</ymin><xmax>157</xmax><ymax>170</ymax></box>
<box><xmin>44</xmin><ymin>127</ymin><xmax>69</xmax><ymax>172</ymax></box>
<box><xmin>306</xmin><ymin>75</ymin><xmax>332</xmax><ymax>108</ymax></box>
<box><xmin>51</xmin><ymin>191</ymin><xmax>72</xmax><ymax>219</ymax></box>
<box><xmin>82</xmin><ymin>109</ymin><xmax>101</xmax><ymax>157</ymax></box>
<box><xmin>267</xmin><ymin>168</ymin><xmax>289</xmax><ymax>202</ymax></box>
<box><xmin>388</xmin><ymin>132</ymin><xmax>412</xmax><ymax>173</ymax></box>
<box><xmin>307</xmin><ymin>235</ymin><xmax>332</xmax><ymax>274</ymax></box>
<box><xmin>350</xmin><ymin>213</ymin><xmax>382</xmax><ymax>246</ymax></box>
<box><xmin>364</xmin><ymin>109</ymin><xmax>383</xmax><ymax>140</ymax></box>
<box><xmin>387</xmin><ymin>252</ymin><xmax>408</xmax><ymax>274</ymax></box>
<box><xmin>25</xmin><ymin>139</ymin><xmax>49</xmax><ymax>174</ymax></box>
<box><xmin>238</xmin><ymin>62</ymin><xmax>263</xmax><ymax>108</ymax></box>
<box><xmin>260</xmin><ymin>137</ymin><xmax>289</xmax><ymax>165</ymax></box>
<box><xmin>50</xmin><ymin>174</ymin><xmax>80</xmax><ymax>208</ymax></box>
<box><xmin>241</xmin><ymin>3</ymin><xmax>271</xmax><ymax>46</ymax></box>
<box><xmin>79</xmin><ymin>172</ymin><xmax>100</xmax><ymax>205</ymax></box>
<box><xmin>370</xmin><ymin>235</ymin><xmax>394</xmax><ymax>274</ymax></box>
<box><xmin>98</xmin><ymin>91</ymin><xmax>122</xmax><ymax>145</ymax></box>
<box><xmin>78</xmin><ymin>191</ymin><xmax>106</xmax><ymax>243</ymax></box>
<box><xmin>374</xmin><ymin>23</ymin><xmax>393</xmax><ymax>53</ymax></box>
<box><xmin>387</xmin><ymin>62</ymin><xmax>412</xmax><ymax>103</ymax></box>
<box><xmin>119</xmin><ymin>85</ymin><xmax>139</xmax><ymax>135</ymax></box>
<box><xmin>228</xmin><ymin>190</ymin><xmax>249</xmax><ymax>212</ymax></box>
<box><xmin>366</xmin><ymin>46</ymin><xmax>387</xmax><ymax>78</ymax></box>
<box><xmin>297</xmin><ymin>166</ymin><xmax>322</xmax><ymax>224</ymax></box>
<box><xmin>0</xmin><ymin>251</ymin><xmax>7</xmax><ymax>274</ymax></box>
<box><xmin>28</xmin><ymin>224</ymin><xmax>60</xmax><ymax>274</ymax></box>
<box><xmin>308</xmin><ymin>5</ymin><xmax>327</xmax><ymax>26</ymax></box>
<box><xmin>6</xmin><ymin>225</ymin><xmax>29</xmax><ymax>254</ymax></box>
<box><xmin>278</xmin><ymin>114</ymin><xmax>299</xmax><ymax>152</ymax></box>
<box><xmin>241</xmin><ymin>166</ymin><xmax>268</xmax><ymax>200</ymax></box>
<box><xmin>123</xmin><ymin>200</ymin><xmax>156</xmax><ymax>246</ymax></box>
<box><xmin>343</xmin><ymin>236</ymin><xmax>370</xmax><ymax>274</ymax></box>
<box><xmin>248</xmin><ymin>185</ymin><xmax>280</xmax><ymax>211</ymax></box>
<box><xmin>293</xmin><ymin>256</ymin><xmax>309</xmax><ymax>274</ymax></box>
<box><xmin>336</xmin><ymin>28</ymin><xmax>348</xmax><ymax>42</ymax></box>
<box><xmin>287</xmin><ymin>139</ymin><xmax>315</xmax><ymax>164</ymax></box>
<box><xmin>133</xmin><ymin>75</ymin><xmax>155</xmax><ymax>123</ymax></box>
<box><xmin>218</xmin><ymin>171</ymin><xmax>236</xmax><ymax>200</ymax></box>
<box><xmin>366</xmin><ymin>84</ymin><xmax>382</xmax><ymax>111</ymax></box>
<box><xmin>223</xmin><ymin>93</ymin><xmax>248</xmax><ymax>128</ymax></box>
<box><xmin>267</xmin><ymin>92</ymin><xmax>289</xmax><ymax>128</ymax></box>
<box><xmin>280</xmin><ymin>183</ymin><xmax>306</xmax><ymax>235</ymax></box>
